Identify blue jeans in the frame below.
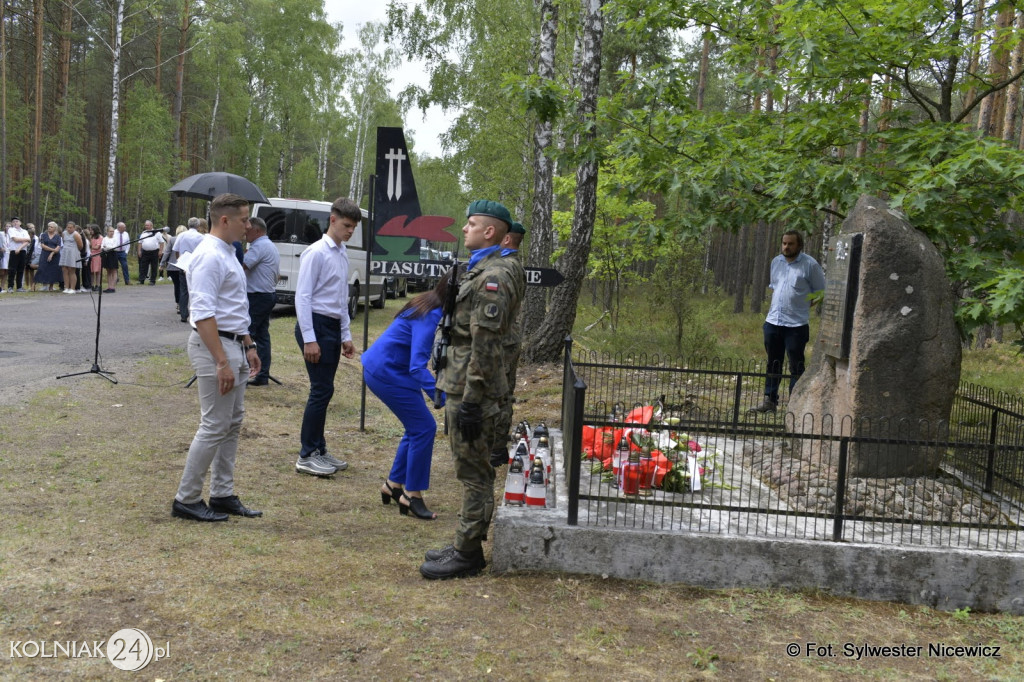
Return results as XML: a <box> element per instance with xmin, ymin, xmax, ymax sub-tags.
<box><xmin>117</xmin><ymin>251</ymin><xmax>130</xmax><ymax>284</ymax></box>
<box><xmin>247</xmin><ymin>291</ymin><xmax>276</xmax><ymax>382</ymax></box>
<box><xmin>295</xmin><ymin>313</ymin><xmax>342</xmax><ymax>458</ymax></box>
<box><xmin>364</xmin><ymin>370</ymin><xmax>437</xmax><ymax>492</ymax></box>
<box><xmin>762</xmin><ymin>321</ymin><xmax>809</xmax><ymax>403</ymax></box>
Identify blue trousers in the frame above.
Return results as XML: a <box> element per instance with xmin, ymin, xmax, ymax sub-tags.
<box><xmin>364</xmin><ymin>370</ymin><xmax>437</xmax><ymax>492</ymax></box>
<box><xmin>247</xmin><ymin>291</ymin><xmax>276</xmax><ymax>382</ymax></box>
<box><xmin>762</xmin><ymin>321</ymin><xmax>809</xmax><ymax>403</ymax></box>
<box><xmin>295</xmin><ymin>313</ymin><xmax>341</xmax><ymax>458</ymax></box>
<box><xmin>117</xmin><ymin>251</ymin><xmax>130</xmax><ymax>284</ymax></box>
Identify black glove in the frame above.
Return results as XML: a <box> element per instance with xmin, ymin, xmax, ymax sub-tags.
<box><xmin>456</xmin><ymin>401</ymin><xmax>483</xmax><ymax>442</ymax></box>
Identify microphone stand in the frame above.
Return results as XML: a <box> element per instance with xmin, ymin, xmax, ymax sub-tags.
<box><xmin>57</xmin><ymin>245</ymin><xmax>119</xmax><ymax>384</ymax></box>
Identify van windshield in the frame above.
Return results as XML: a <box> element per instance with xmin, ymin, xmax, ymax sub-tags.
<box><xmin>262</xmin><ymin>207</ymin><xmax>329</xmax><ymax>245</ymax></box>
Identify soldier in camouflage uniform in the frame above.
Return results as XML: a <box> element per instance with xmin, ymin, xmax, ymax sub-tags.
<box><xmin>420</xmin><ymin>200</ymin><xmax>522</xmax><ymax>580</ymax></box>
<box><xmin>489</xmin><ymin>221</ymin><xmax>527</xmax><ymax>467</ymax></box>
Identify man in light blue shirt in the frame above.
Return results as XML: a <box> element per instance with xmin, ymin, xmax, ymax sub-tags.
<box><xmin>752</xmin><ymin>230</ymin><xmax>826</xmax><ymax>413</ymax></box>
<box><xmin>243</xmin><ymin>216</ymin><xmax>280</xmax><ymax>386</ymax></box>
<box><xmin>293</xmin><ymin>197</ymin><xmax>359</xmax><ymax>476</ymax></box>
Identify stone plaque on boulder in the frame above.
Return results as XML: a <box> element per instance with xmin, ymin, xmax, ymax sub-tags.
<box><xmin>819</xmin><ymin>233</ymin><xmax>863</xmax><ymax>360</ymax></box>
<box><xmin>788</xmin><ymin>196</ymin><xmax>961</xmax><ymax>478</ymax></box>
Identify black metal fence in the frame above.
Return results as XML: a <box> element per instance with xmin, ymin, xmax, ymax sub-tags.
<box><xmin>560</xmin><ymin>338</ymin><xmax>1024</xmax><ymax>553</ymax></box>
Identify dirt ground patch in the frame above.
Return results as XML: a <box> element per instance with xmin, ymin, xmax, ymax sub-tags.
<box><xmin>1</xmin><ymin>313</ymin><xmax>1022</xmax><ymax>680</ymax></box>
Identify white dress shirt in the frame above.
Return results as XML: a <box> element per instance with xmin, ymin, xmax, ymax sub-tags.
<box><xmin>7</xmin><ymin>225</ymin><xmax>28</xmax><ymax>252</ymax></box>
<box><xmin>173</xmin><ymin>228</ymin><xmax>203</xmax><ymax>256</ymax></box>
<box><xmin>186</xmin><ymin>234</ymin><xmax>250</xmax><ymax>335</ymax></box>
<box><xmin>295</xmin><ymin>233</ymin><xmax>351</xmax><ymax>344</ymax></box>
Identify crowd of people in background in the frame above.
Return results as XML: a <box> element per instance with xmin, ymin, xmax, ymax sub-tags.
<box><xmin>0</xmin><ymin>218</ymin><xmax>195</xmax><ymax>298</ymax></box>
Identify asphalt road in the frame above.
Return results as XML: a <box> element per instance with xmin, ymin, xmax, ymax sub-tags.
<box><xmin>0</xmin><ymin>282</ymin><xmax>195</xmax><ymax>406</ymax></box>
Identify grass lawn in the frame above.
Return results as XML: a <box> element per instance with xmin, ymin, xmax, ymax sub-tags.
<box><xmin>1</xmin><ymin>298</ymin><xmax>1023</xmax><ymax>680</ymax></box>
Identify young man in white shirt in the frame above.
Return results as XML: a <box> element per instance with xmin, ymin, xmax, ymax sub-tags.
<box><xmin>293</xmin><ymin>197</ymin><xmax>359</xmax><ymax>476</ymax></box>
<box><xmin>172</xmin><ymin>193</ymin><xmax>263</xmax><ymax>522</ymax></box>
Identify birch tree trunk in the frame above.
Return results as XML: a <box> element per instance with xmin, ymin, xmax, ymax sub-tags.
<box><xmin>348</xmin><ymin>85</ymin><xmax>370</xmax><ymax>200</ymax></box>
<box><xmin>524</xmin><ymin>0</ymin><xmax>604</xmax><ymax>363</ymax></box>
<box><xmin>522</xmin><ymin>0</ymin><xmax>559</xmax><ymax>339</ymax></box>
<box><xmin>207</xmin><ymin>73</ymin><xmax>220</xmax><ymax>169</ymax></box>
<box><xmin>104</xmin><ymin>0</ymin><xmax>125</xmax><ymax>228</ymax></box>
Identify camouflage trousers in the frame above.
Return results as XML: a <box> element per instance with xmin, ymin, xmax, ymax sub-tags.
<box><xmin>446</xmin><ymin>394</ymin><xmax>499</xmax><ymax>553</ymax></box>
<box><xmin>489</xmin><ymin>343</ymin><xmax>522</xmax><ymax>455</ymax></box>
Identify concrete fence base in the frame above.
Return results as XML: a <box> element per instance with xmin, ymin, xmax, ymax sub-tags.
<box><xmin>491</xmin><ymin>431</ymin><xmax>1024</xmax><ymax>614</ymax></box>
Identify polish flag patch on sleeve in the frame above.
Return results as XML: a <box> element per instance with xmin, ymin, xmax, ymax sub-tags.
<box><xmin>486</xmin><ymin>280</ymin><xmax>499</xmax><ymax>292</ymax></box>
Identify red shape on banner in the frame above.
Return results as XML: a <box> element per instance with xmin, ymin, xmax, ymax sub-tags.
<box><xmin>378</xmin><ymin>215</ymin><xmax>457</xmax><ymax>242</ymax></box>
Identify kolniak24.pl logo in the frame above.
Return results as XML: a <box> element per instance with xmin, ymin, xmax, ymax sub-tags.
<box><xmin>9</xmin><ymin>628</ymin><xmax>169</xmax><ymax>671</ymax></box>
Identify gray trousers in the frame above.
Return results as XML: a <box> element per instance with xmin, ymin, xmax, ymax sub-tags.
<box><xmin>175</xmin><ymin>331</ymin><xmax>249</xmax><ymax>503</ymax></box>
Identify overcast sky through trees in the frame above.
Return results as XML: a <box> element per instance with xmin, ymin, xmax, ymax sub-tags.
<box><xmin>323</xmin><ymin>0</ymin><xmax>449</xmax><ymax>158</ymax></box>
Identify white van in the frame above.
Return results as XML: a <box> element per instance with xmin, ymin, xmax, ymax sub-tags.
<box><xmin>251</xmin><ymin>197</ymin><xmax>385</xmax><ymax>314</ymax></box>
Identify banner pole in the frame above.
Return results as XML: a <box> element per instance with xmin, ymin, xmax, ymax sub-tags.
<box><xmin>359</xmin><ymin>174</ymin><xmax>376</xmax><ymax>432</ymax></box>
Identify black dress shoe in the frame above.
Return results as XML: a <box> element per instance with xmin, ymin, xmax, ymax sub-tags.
<box><xmin>209</xmin><ymin>495</ymin><xmax>263</xmax><ymax>517</ymax></box>
<box><xmin>172</xmin><ymin>499</ymin><xmax>229</xmax><ymax>522</ymax></box>
<box><xmin>247</xmin><ymin>378</ymin><xmax>268</xmax><ymax>386</ymax></box>
<box><xmin>420</xmin><ymin>548</ymin><xmax>486</xmax><ymax>580</ymax></box>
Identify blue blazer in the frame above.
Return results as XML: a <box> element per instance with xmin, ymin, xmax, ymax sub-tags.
<box><xmin>362</xmin><ymin>307</ymin><xmax>443</xmax><ymax>397</ymax></box>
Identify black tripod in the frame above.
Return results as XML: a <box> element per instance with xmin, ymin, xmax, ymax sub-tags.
<box><xmin>57</xmin><ymin>248</ymin><xmax>117</xmax><ymax>384</ymax></box>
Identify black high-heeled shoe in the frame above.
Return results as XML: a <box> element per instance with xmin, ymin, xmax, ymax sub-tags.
<box><xmin>380</xmin><ymin>481</ymin><xmax>403</xmax><ymax>506</ymax></box>
<box><xmin>399</xmin><ymin>493</ymin><xmax>437</xmax><ymax>520</ymax></box>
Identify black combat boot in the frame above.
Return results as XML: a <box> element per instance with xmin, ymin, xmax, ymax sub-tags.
<box><xmin>419</xmin><ymin>547</ymin><xmax>486</xmax><ymax>580</ymax></box>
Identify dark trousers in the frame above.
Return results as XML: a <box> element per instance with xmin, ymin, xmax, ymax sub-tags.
<box><xmin>80</xmin><ymin>264</ymin><xmax>91</xmax><ymax>290</ymax></box>
<box><xmin>294</xmin><ymin>313</ymin><xmax>342</xmax><ymax>458</ymax></box>
<box><xmin>762</xmin><ymin>321</ymin><xmax>810</xmax><ymax>403</ymax></box>
<box><xmin>445</xmin><ymin>394</ymin><xmax>498</xmax><ymax>553</ymax></box>
<box><xmin>169</xmin><ymin>269</ymin><xmax>181</xmax><ymax>304</ymax></box>
<box><xmin>138</xmin><ymin>249</ymin><xmax>159</xmax><ymax>284</ymax></box>
<box><xmin>7</xmin><ymin>250</ymin><xmax>26</xmax><ymax>289</ymax></box>
<box><xmin>247</xmin><ymin>291</ymin><xmax>276</xmax><ymax>382</ymax></box>
<box><xmin>178</xmin><ymin>273</ymin><xmax>190</xmax><ymax>321</ymax></box>
<box><xmin>117</xmin><ymin>251</ymin><xmax>130</xmax><ymax>283</ymax></box>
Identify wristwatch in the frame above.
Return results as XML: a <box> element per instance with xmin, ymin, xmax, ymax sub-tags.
<box><xmin>245</xmin><ymin>344</ymin><xmax>257</xmax><ymax>351</ymax></box>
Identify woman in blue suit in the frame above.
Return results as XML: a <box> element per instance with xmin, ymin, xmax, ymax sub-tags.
<box><xmin>363</xmin><ymin>272</ymin><xmax>451</xmax><ymax>520</ymax></box>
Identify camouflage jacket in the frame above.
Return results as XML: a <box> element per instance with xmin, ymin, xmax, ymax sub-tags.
<box><xmin>437</xmin><ymin>249</ymin><xmax>522</xmax><ymax>406</ymax></box>
<box><xmin>497</xmin><ymin>251</ymin><xmax>526</xmax><ymax>349</ymax></box>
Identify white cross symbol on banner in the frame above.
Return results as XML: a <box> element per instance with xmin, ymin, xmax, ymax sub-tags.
<box><xmin>385</xmin><ymin>147</ymin><xmax>406</xmax><ymax>200</ymax></box>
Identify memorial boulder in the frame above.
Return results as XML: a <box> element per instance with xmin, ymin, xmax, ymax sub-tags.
<box><xmin>788</xmin><ymin>195</ymin><xmax>961</xmax><ymax>477</ymax></box>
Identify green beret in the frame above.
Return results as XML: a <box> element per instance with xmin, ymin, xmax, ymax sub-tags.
<box><xmin>466</xmin><ymin>199</ymin><xmax>512</xmax><ymax>226</ymax></box>
<box><xmin>510</xmin><ymin>221</ymin><xmax>526</xmax><ymax>235</ymax></box>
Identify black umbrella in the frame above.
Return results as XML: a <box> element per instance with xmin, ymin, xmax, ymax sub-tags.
<box><xmin>168</xmin><ymin>172</ymin><xmax>270</xmax><ymax>203</ymax></box>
